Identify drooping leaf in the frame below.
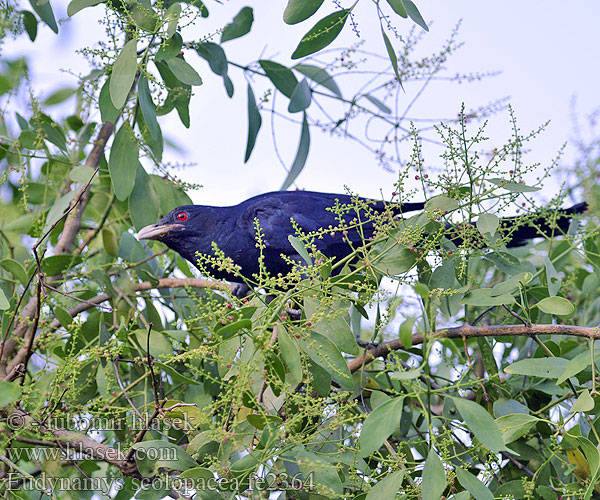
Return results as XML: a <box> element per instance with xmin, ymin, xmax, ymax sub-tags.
<box><xmin>386</xmin><ymin>0</ymin><xmax>407</xmax><ymax>17</ymax></box>
<box><xmin>278</xmin><ymin>328</ymin><xmax>302</xmax><ymax>386</ymax></box>
<box><xmin>363</xmin><ymin>94</ymin><xmax>392</xmax><ymax>114</ymax></box>
<box><xmin>137</xmin><ymin>76</ymin><xmax>159</xmax><ymax>141</ymax></box>
<box><xmin>536</xmin><ymin>296</ymin><xmax>574</xmax><ymax>316</ymax></box>
<box><xmin>28</xmin><ymin>0</ymin><xmax>58</xmax><ymax>33</ymax></box>
<box><xmin>155</xmin><ymin>33</ymin><xmax>183</xmax><ymax>61</ymax></box>
<box><xmin>291</xmin><ymin>9</ymin><xmax>351</xmax><ymax>59</ymax></box>
<box><xmin>422</xmin><ymin>450</ymin><xmax>446</xmax><ymax>500</ymax></box>
<box><xmin>41</xmin><ymin>255</ymin><xmax>83</xmax><ymax>275</ymax></box>
<box><xmin>67</xmin><ymin>0</ymin><xmax>103</xmax><ymax>16</ymax></box>
<box><xmin>99</xmin><ymin>77</ymin><xmax>120</xmax><ymax>124</ymax></box>
<box><xmin>288</xmin><ymin>78</ymin><xmax>311</xmax><ymax>113</ymax></box>
<box><xmin>133</xmin><ymin>441</ymin><xmax>197</xmax><ymax>477</ymax></box>
<box><xmin>283</xmin><ymin>0</ymin><xmax>324</xmax><ymax>24</ymax></box>
<box><xmin>20</xmin><ymin>10</ymin><xmax>38</xmax><ymax>41</ymax></box>
<box><xmin>399</xmin><ymin>316</ymin><xmax>416</xmax><ymax>348</ymax></box>
<box><xmin>294</xmin><ymin>63</ymin><xmax>342</xmax><ymax>98</ymax></box>
<box><xmin>281</xmin><ymin>113</ymin><xmax>310</xmax><ymax>190</ymax></box>
<box><xmin>244</xmin><ymin>84</ymin><xmax>261</xmax><ymax>162</ymax></box>
<box><xmin>108</xmin><ymin>122</ymin><xmax>138</xmax><ymax>201</ymax></box>
<box><xmin>402</xmin><ymin>0</ymin><xmax>428</xmax><ymax>31</ymax></box>
<box><xmin>43</xmin><ymin>87</ymin><xmax>76</xmax><ymax>106</ymax></box>
<box><xmin>544</xmin><ymin>256</ymin><xmax>561</xmax><ymax>297</ymax></box>
<box><xmin>1</xmin><ymin>259</ymin><xmax>29</xmax><ymax>285</ymax></box>
<box><xmin>129</xmin><ymin>164</ymin><xmax>159</xmax><ymax>231</ymax></box>
<box><xmin>359</xmin><ymin>397</ymin><xmax>404</xmax><ymax>456</ymax></box>
<box><xmin>110</xmin><ymin>39</ymin><xmax>137</xmax><ymax>109</ymax></box>
<box><xmin>452</xmin><ymin>397</ymin><xmax>507</xmax><ymax>453</ymax></box>
<box><xmin>165</xmin><ymin>2</ymin><xmax>181</xmax><ymax>38</ymax></box>
<box><xmin>455</xmin><ymin>468</ymin><xmax>494</xmax><ymax>500</ymax></box>
<box><xmin>381</xmin><ymin>28</ymin><xmax>402</xmax><ymax>86</ymax></box>
<box><xmin>166</xmin><ymin>57</ymin><xmax>203</xmax><ymax>86</ymax></box>
<box><xmin>195</xmin><ymin>42</ymin><xmax>228</xmax><ymax>76</ymax></box>
<box><xmin>221</xmin><ymin>7</ymin><xmax>253</xmax><ymax>43</ymax></box>
<box><xmin>288</xmin><ymin>235</ymin><xmax>312</xmax><ymax>265</ymax></box>
<box><xmin>259</xmin><ymin>60</ymin><xmax>298</xmax><ymax>98</ymax></box>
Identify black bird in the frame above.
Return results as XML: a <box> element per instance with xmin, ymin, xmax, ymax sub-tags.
<box><xmin>137</xmin><ymin>190</ymin><xmax>586</xmax><ymax>289</ymax></box>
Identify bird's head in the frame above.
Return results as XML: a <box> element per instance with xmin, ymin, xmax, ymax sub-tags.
<box><xmin>137</xmin><ymin>206</ymin><xmax>202</xmax><ymax>249</ymax></box>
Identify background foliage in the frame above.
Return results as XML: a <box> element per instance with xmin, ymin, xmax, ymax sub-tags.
<box><xmin>0</xmin><ymin>1</ymin><xmax>599</xmax><ymax>499</ymax></box>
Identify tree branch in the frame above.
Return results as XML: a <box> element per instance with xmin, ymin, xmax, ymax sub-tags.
<box><xmin>348</xmin><ymin>323</ymin><xmax>600</xmax><ymax>373</ymax></box>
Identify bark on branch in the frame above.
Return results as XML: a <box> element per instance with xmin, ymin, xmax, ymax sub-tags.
<box><xmin>348</xmin><ymin>323</ymin><xmax>600</xmax><ymax>373</ymax></box>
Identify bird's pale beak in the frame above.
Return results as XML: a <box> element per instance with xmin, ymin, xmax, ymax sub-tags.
<box><xmin>137</xmin><ymin>223</ymin><xmax>181</xmax><ymax>241</ymax></box>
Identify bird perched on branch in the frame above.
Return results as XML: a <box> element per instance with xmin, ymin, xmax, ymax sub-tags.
<box><xmin>137</xmin><ymin>190</ymin><xmax>586</xmax><ymax>292</ymax></box>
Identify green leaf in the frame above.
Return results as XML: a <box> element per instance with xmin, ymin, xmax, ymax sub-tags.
<box><xmin>294</xmin><ymin>63</ymin><xmax>342</xmax><ymax>98</ymax></box>
<box><xmin>374</xmin><ymin>244</ymin><xmax>417</xmax><ymax>275</ymax></box>
<box><xmin>288</xmin><ymin>78</ymin><xmax>311</xmax><ymax>113</ymax></box>
<box><xmin>385</xmin><ymin>0</ymin><xmax>407</xmax><ymax>17</ymax></box>
<box><xmin>43</xmin><ymin>191</ymin><xmax>76</xmax><ymax>235</ymax></box>
<box><xmin>557</xmin><ymin>351</ymin><xmax>592</xmax><ymax>385</ymax></box>
<box><xmin>221</xmin><ymin>6</ymin><xmax>253</xmax><ymax>43</ymax></box>
<box><xmin>544</xmin><ymin>256</ymin><xmax>561</xmax><ymax>297</ymax></box>
<box><xmin>288</xmin><ymin>235</ymin><xmax>312</xmax><ymax>265</ymax></box>
<box><xmin>363</xmin><ymin>93</ymin><xmax>391</xmax><ymax>114</ymax></box>
<box><xmin>571</xmin><ymin>389</ymin><xmax>594</xmax><ymax>414</ymax></box>
<box><xmin>244</xmin><ymin>84</ymin><xmax>262</xmax><ymax>162</ymax></box>
<box><xmin>195</xmin><ymin>42</ymin><xmax>228</xmax><ymax>76</ymax></box>
<box><xmin>41</xmin><ymin>255</ymin><xmax>83</xmax><ymax>275</ymax></box>
<box><xmin>20</xmin><ymin>10</ymin><xmax>38</xmax><ymax>41</ymax></box>
<box><xmin>425</xmin><ymin>195</ymin><xmax>459</xmax><ymax>212</ymax></box>
<box><xmin>215</xmin><ymin>319</ymin><xmax>252</xmax><ymax>339</ymax></box>
<box><xmin>536</xmin><ymin>296</ymin><xmax>574</xmax><ymax>316</ymax></box>
<box><xmin>366</xmin><ymin>470</ymin><xmax>404</xmax><ymax>500</ymax></box>
<box><xmin>402</xmin><ymin>0</ymin><xmax>428</xmax><ymax>31</ymax></box>
<box><xmin>504</xmin><ymin>357</ymin><xmax>569</xmax><ymax>378</ymax></box>
<box><xmin>359</xmin><ymin>397</ymin><xmax>404</xmax><ymax>456</ymax></box>
<box><xmin>43</xmin><ymin>87</ymin><xmax>76</xmax><ymax>106</ymax></box>
<box><xmin>281</xmin><ymin>113</ymin><xmax>310</xmax><ymax>190</ymax></box>
<box><xmin>110</xmin><ymin>39</ymin><xmax>137</xmax><ymax>109</ymax></box>
<box><xmin>477</xmin><ymin>213</ymin><xmax>499</xmax><ymax>235</ymax></box>
<box><xmin>70</xmin><ymin>165</ymin><xmax>96</xmax><ymax>185</ymax></box>
<box><xmin>155</xmin><ymin>362</ymin><xmax>198</xmax><ymax>385</ymax></box>
<box><xmin>133</xmin><ymin>441</ymin><xmax>197</xmax><ymax>477</ymax></box>
<box><xmin>99</xmin><ymin>77</ymin><xmax>120</xmax><ymax>123</ymax></box>
<box><xmin>455</xmin><ymin>468</ymin><xmax>493</xmax><ymax>500</ymax></box>
<box><xmin>399</xmin><ymin>316</ymin><xmax>416</xmax><ymax>348</ymax></box>
<box><xmin>283</xmin><ymin>0</ymin><xmax>324</xmax><ymax>24</ymax></box>
<box><xmin>29</xmin><ymin>0</ymin><xmax>57</xmax><ymax>33</ymax></box>
<box><xmin>495</xmin><ymin>413</ymin><xmax>538</xmax><ymax>444</ymax></box>
<box><xmin>166</xmin><ymin>57</ymin><xmax>203</xmax><ymax>86</ymax></box>
<box><xmin>461</xmin><ymin>288</ymin><xmax>515</xmax><ymax>306</ymax></box>
<box><xmin>109</xmin><ymin>122</ymin><xmax>138</xmax><ymax>201</ymax></box>
<box><xmin>0</xmin><ymin>381</ymin><xmax>22</xmax><ymax>407</ymax></box>
<box><xmin>493</xmin><ymin>398</ymin><xmax>529</xmax><ymax>417</ymax></box>
<box><xmin>422</xmin><ymin>451</ymin><xmax>445</xmax><ymax>500</ymax></box>
<box><xmin>0</xmin><ymin>289</ymin><xmax>9</xmax><ymax>311</ymax></box>
<box><xmin>452</xmin><ymin>397</ymin><xmax>507</xmax><ymax>453</ymax></box>
<box><xmin>259</xmin><ymin>60</ymin><xmax>298</xmax><ymax>98</ymax></box>
<box><xmin>490</xmin><ymin>272</ymin><xmax>530</xmax><ymax>297</ymax></box>
<box><xmin>278</xmin><ymin>328</ymin><xmax>302</xmax><ymax>386</ymax></box>
<box><xmin>166</xmin><ymin>2</ymin><xmax>181</xmax><ymax>38</ymax></box>
<box><xmin>156</xmin><ymin>33</ymin><xmax>183</xmax><ymax>61</ymax></box>
<box><xmin>381</xmin><ymin>28</ymin><xmax>402</xmax><ymax>86</ymax></box>
<box><xmin>129</xmin><ymin>164</ymin><xmax>159</xmax><ymax>231</ymax></box>
<box><xmin>138</xmin><ymin>76</ymin><xmax>159</xmax><ymax>141</ymax></box>
<box><xmin>487</xmin><ymin>178</ymin><xmax>541</xmax><ymax>193</ymax></box>
<box><xmin>291</xmin><ymin>9</ymin><xmax>351</xmax><ymax>59</ymax></box>
<box><xmin>298</xmin><ymin>331</ymin><xmax>353</xmax><ymax>389</ymax></box>
<box><xmin>1</xmin><ymin>259</ymin><xmax>29</xmax><ymax>285</ymax></box>
<box><xmin>67</xmin><ymin>0</ymin><xmax>103</xmax><ymax>16</ymax></box>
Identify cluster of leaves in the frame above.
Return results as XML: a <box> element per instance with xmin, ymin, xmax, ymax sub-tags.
<box><xmin>1</xmin><ymin>1</ymin><xmax>600</xmax><ymax>500</ymax></box>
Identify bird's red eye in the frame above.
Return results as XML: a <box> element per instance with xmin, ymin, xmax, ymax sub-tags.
<box><xmin>177</xmin><ymin>212</ymin><xmax>188</xmax><ymax>222</ymax></box>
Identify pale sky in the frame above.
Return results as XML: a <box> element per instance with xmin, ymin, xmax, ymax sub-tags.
<box><xmin>7</xmin><ymin>1</ymin><xmax>600</xmax><ymax>206</ymax></box>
